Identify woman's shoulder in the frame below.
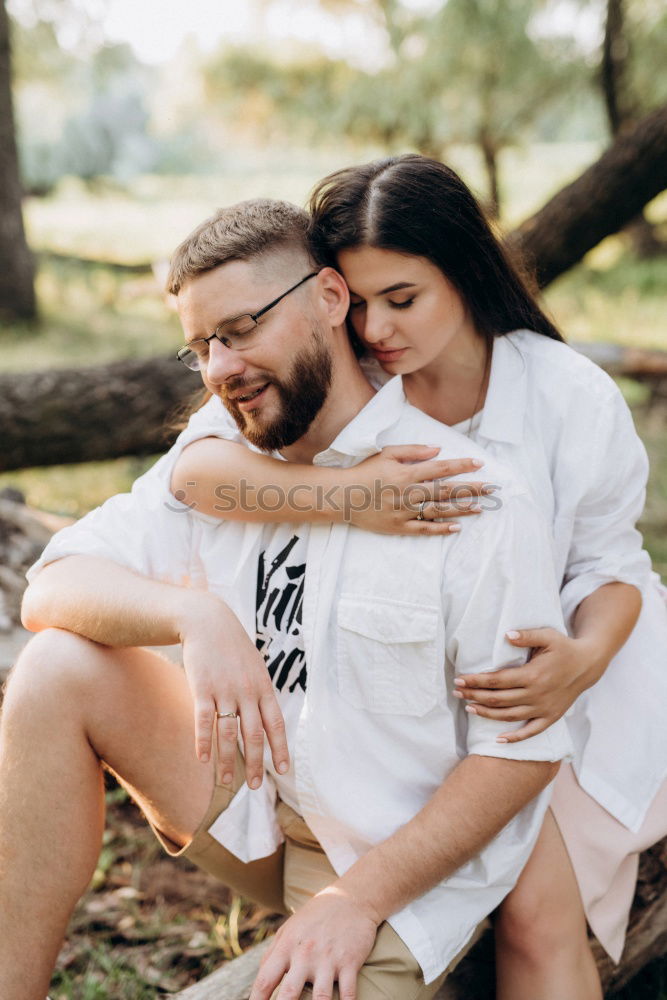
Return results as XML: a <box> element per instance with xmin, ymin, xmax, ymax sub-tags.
<box><xmin>506</xmin><ymin>329</ymin><xmax>623</xmax><ymax>407</ymax></box>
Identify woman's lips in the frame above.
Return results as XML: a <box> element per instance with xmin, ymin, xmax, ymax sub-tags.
<box><xmin>371</xmin><ymin>347</ymin><xmax>408</xmax><ymax>363</ymax></box>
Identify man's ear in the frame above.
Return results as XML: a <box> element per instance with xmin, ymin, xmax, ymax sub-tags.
<box><xmin>315</xmin><ymin>267</ymin><xmax>349</xmax><ymax>326</ymax></box>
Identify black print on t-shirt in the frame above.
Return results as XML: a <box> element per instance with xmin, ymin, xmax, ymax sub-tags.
<box><xmin>255</xmin><ymin>535</ymin><xmax>307</xmax><ymax>694</ymax></box>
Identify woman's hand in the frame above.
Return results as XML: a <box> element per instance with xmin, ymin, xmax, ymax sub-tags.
<box><xmin>343</xmin><ymin>444</ymin><xmax>498</xmax><ymax>535</ymax></box>
<box><xmin>454</xmin><ymin>628</ymin><xmax>605</xmax><ymax>742</ymax></box>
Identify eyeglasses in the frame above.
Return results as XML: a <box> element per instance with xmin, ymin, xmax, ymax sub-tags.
<box><xmin>176</xmin><ymin>271</ymin><xmax>319</xmax><ymax>372</ymax></box>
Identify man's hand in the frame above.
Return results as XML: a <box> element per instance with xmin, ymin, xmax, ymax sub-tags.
<box><xmin>178</xmin><ymin>594</ymin><xmax>289</xmax><ymax>787</ymax></box>
<box><xmin>249</xmin><ymin>888</ymin><xmax>380</xmax><ymax>1000</ymax></box>
<box><xmin>23</xmin><ymin>556</ymin><xmax>289</xmax><ymax>790</ymax></box>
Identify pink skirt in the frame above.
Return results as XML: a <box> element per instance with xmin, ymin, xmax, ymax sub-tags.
<box><xmin>550</xmin><ymin>762</ymin><xmax>667</xmax><ymax>962</ymax></box>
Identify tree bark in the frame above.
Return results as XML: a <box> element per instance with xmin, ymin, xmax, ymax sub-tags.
<box><xmin>509</xmin><ymin>101</ymin><xmax>667</xmax><ymax>288</ymax></box>
<box><xmin>0</xmin><ymin>358</ymin><xmax>202</xmax><ymax>472</ymax></box>
<box><xmin>478</xmin><ymin>126</ymin><xmax>500</xmax><ymax>219</ymax></box>
<box><xmin>600</xmin><ymin>0</ymin><xmax>664</xmax><ymax>258</ymax></box>
<box><xmin>0</xmin><ymin>0</ymin><xmax>36</xmax><ymax>321</ymax></box>
<box><xmin>602</xmin><ymin>0</ymin><xmax>633</xmax><ymax>134</ymax></box>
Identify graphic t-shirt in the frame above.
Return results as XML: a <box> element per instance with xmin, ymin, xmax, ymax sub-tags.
<box><xmin>255</xmin><ymin>524</ymin><xmax>309</xmax><ymax>811</ymax></box>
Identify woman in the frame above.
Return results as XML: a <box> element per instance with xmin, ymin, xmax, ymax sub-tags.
<box><xmin>169</xmin><ymin>155</ymin><xmax>667</xmax><ymax>999</ymax></box>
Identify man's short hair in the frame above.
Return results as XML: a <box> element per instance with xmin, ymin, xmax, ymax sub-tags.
<box><xmin>167</xmin><ymin>199</ymin><xmax>311</xmax><ymax>295</ymax></box>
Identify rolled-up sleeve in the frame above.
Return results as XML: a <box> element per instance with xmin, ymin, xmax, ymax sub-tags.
<box><xmin>27</xmin><ymin>458</ymin><xmax>194</xmax><ymax>586</ymax></box>
<box><xmin>151</xmin><ymin>395</ymin><xmax>245</xmax><ymax>492</ymax></box>
<box><xmin>28</xmin><ymin>396</ymin><xmax>243</xmax><ymax>585</ymax></box>
<box><xmin>444</xmin><ymin>491</ymin><xmax>573</xmax><ymax>763</ymax></box>
<box><xmin>559</xmin><ymin>385</ymin><xmax>652</xmax><ymax>627</ymax></box>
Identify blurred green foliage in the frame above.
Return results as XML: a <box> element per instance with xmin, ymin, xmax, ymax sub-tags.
<box><xmin>9</xmin><ymin>0</ymin><xmax>667</xmax><ymax>211</ymax></box>
<box><xmin>203</xmin><ymin>0</ymin><xmax>588</xmax><ymax>214</ymax></box>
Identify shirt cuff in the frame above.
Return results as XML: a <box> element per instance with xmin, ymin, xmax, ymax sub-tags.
<box><xmin>466</xmin><ymin>714</ymin><xmax>573</xmax><ymax>763</ymax></box>
<box><xmin>560</xmin><ymin>566</ymin><xmax>648</xmax><ymax>631</ymax></box>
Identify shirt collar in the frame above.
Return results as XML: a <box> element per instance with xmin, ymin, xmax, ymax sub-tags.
<box><xmin>313</xmin><ymin>376</ymin><xmax>406</xmax><ymax>467</ymax></box>
<box><xmin>477</xmin><ymin>332</ymin><xmax>528</xmax><ymax>445</ymax></box>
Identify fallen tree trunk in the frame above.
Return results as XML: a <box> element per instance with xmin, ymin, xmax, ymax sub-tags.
<box><xmin>171</xmin><ymin>836</ymin><xmax>667</xmax><ymax>999</ymax></box>
<box><xmin>509</xmin><ymin>102</ymin><xmax>667</xmax><ymax>287</ymax></box>
<box><xmin>2</xmin><ymin>342</ymin><xmax>666</xmax><ymax>472</ymax></box>
<box><xmin>0</xmin><ymin>357</ymin><xmax>202</xmax><ymax>471</ymax></box>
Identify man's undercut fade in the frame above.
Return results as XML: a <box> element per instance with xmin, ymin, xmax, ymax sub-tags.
<box><xmin>167</xmin><ymin>199</ymin><xmax>312</xmax><ymax>295</ymax></box>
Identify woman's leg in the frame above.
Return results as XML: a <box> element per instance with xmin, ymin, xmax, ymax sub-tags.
<box><xmin>495</xmin><ymin>809</ymin><xmax>603</xmax><ymax>1000</ymax></box>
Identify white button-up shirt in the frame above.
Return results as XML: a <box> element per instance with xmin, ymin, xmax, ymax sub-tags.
<box><xmin>460</xmin><ymin>331</ymin><xmax>667</xmax><ymax>833</ymax></box>
<box><xmin>29</xmin><ymin>376</ymin><xmax>572</xmax><ymax>983</ymax></box>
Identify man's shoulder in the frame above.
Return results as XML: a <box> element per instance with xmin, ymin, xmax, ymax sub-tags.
<box><xmin>383</xmin><ymin>400</ymin><xmax>525</xmax><ymax>497</ymax></box>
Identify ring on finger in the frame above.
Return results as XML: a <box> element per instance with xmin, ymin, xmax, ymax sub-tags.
<box><xmin>416</xmin><ymin>499</ymin><xmax>429</xmax><ymax>522</ymax></box>
<box><xmin>215</xmin><ymin>710</ymin><xmax>238</xmax><ymax>720</ymax></box>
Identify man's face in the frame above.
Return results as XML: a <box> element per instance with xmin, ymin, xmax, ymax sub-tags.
<box><xmin>177</xmin><ymin>259</ymin><xmax>332</xmax><ymax>451</ymax></box>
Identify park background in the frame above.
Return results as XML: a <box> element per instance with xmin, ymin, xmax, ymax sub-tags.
<box><xmin>0</xmin><ymin>0</ymin><xmax>666</xmax><ymax>997</ymax></box>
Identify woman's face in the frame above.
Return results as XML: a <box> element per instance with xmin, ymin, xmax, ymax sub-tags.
<box><xmin>336</xmin><ymin>246</ymin><xmax>479</xmax><ymax>374</ymax></box>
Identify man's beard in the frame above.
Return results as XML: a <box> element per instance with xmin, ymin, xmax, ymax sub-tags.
<box><xmin>222</xmin><ymin>327</ymin><xmax>333</xmax><ymax>451</ymax></box>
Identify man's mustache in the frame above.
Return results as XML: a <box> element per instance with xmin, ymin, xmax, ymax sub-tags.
<box><xmin>221</xmin><ymin>375</ymin><xmax>273</xmax><ymax>403</ymax></box>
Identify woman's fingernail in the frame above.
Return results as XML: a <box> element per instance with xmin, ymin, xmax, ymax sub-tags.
<box><xmin>506</xmin><ymin>630</ymin><xmax>521</xmax><ymax>640</ymax></box>
<box><xmin>277</xmin><ymin>761</ymin><xmax>289</xmax><ymax>774</ymax></box>
<box><xmin>200</xmin><ymin>752</ymin><xmax>209</xmax><ymax>763</ymax></box>
<box><xmin>471</xmin><ymin>459</ymin><xmax>484</xmax><ymax>468</ymax></box>
<box><xmin>250</xmin><ymin>777</ymin><xmax>261</xmax><ymax>790</ymax></box>
<box><xmin>222</xmin><ymin>772</ymin><xmax>233</xmax><ymax>785</ymax></box>
<box><xmin>465</xmin><ymin>705</ymin><xmax>477</xmax><ymax>714</ymax></box>
<box><xmin>452</xmin><ymin>690</ymin><xmax>463</xmax><ymax>698</ymax></box>
<box><xmin>454</xmin><ymin>678</ymin><xmax>465</xmax><ymax>687</ymax></box>
<box><xmin>496</xmin><ymin>737</ymin><xmax>509</xmax><ymax>744</ymax></box>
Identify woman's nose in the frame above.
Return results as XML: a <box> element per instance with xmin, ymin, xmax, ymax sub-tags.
<box><xmin>360</xmin><ymin>306</ymin><xmax>393</xmax><ymax>345</ymax></box>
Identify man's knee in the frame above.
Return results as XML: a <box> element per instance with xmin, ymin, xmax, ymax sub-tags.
<box><xmin>4</xmin><ymin>628</ymin><xmax>110</xmax><ymax>713</ymax></box>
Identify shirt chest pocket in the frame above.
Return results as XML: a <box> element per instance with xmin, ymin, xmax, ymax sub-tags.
<box><xmin>336</xmin><ymin>596</ymin><xmax>443</xmax><ymax>716</ymax></box>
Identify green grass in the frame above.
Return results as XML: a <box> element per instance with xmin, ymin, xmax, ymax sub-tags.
<box><xmin>0</xmin><ymin>455</ymin><xmax>158</xmax><ymax>519</ymax></box>
<box><xmin>44</xmin><ymin>783</ymin><xmax>283</xmax><ymax>1000</ymax></box>
<box><xmin>545</xmin><ymin>251</ymin><xmax>667</xmax><ymax>351</ymax></box>
<box><xmin>639</xmin><ymin>412</ymin><xmax>667</xmax><ymax>579</ymax></box>
<box><xmin>0</xmin><ymin>256</ymin><xmax>181</xmax><ymax>373</ymax></box>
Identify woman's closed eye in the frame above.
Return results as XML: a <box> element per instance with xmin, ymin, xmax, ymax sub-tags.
<box><xmin>389</xmin><ymin>297</ymin><xmax>415</xmax><ymax>310</ymax></box>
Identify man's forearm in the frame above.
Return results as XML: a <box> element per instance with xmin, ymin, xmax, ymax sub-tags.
<box><xmin>21</xmin><ymin>555</ymin><xmax>208</xmax><ymax>647</ymax></box>
<box><xmin>331</xmin><ymin>755</ymin><xmax>559</xmax><ymax>924</ymax></box>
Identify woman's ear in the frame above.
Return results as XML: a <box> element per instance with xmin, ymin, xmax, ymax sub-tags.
<box><xmin>316</xmin><ymin>266</ymin><xmax>349</xmax><ymax>326</ymax></box>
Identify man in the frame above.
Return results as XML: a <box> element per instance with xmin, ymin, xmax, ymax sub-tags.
<box><xmin>0</xmin><ymin>199</ymin><xmax>571</xmax><ymax>1000</ymax></box>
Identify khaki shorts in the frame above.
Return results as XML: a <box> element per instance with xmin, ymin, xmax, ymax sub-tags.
<box><xmin>150</xmin><ymin>751</ymin><xmax>483</xmax><ymax>999</ymax></box>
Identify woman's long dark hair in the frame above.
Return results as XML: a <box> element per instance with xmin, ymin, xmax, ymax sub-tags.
<box><xmin>308</xmin><ymin>154</ymin><xmax>563</xmax><ymax>344</ymax></box>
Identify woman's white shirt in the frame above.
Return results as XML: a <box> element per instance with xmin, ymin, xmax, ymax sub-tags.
<box><xmin>452</xmin><ymin>330</ymin><xmax>666</xmax><ymax>831</ymax></box>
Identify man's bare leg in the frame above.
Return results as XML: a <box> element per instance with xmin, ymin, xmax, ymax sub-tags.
<box><xmin>0</xmin><ymin>628</ymin><xmax>216</xmax><ymax>1000</ymax></box>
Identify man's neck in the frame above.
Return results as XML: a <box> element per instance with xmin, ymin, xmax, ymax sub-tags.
<box><xmin>280</xmin><ymin>355</ymin><xmax>376</xmax><ymax>465</ymax></box>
